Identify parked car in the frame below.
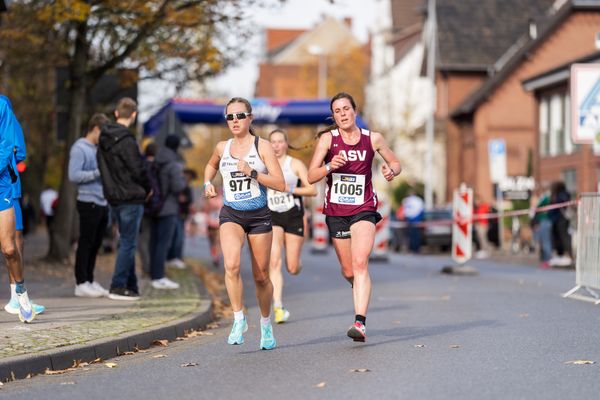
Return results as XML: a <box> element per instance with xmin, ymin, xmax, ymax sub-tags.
<box><xmin>422</xmin><ymin>208</ymin><xmax>453</xmax><ymax>252</ymax></box>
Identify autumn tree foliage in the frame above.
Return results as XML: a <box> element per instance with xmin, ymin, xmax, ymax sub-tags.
<box><xmin>0</xmin><ymin>0</ymin><xmax>255</xmax><ymax>261</ymax></box>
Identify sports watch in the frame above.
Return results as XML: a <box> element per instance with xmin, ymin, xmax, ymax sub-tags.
<box><xmin>250</xmin><ymin>169</ymin><xmax>258</xmax><ymax>179</ymax></box>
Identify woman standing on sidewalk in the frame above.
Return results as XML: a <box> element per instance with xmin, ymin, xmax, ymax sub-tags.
<box><xmin>203</xmin><ymin>97</ymin><xmax>285</xmax><ymax>350</ymax></box>
<box><xmin>267</xmin><ymin>128</ymin><xmax>316</xmax><ymax>323</ymax></box>
<box><xmin>308</xmin><ymin>92</ymin><xmax>401</xmax><ymax>342</ymax></box>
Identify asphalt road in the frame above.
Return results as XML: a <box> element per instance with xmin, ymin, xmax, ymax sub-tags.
<box><xmin>3</xmin><ymin>238</ymin><xmax>600</xmax><ymax>400</ymax></box>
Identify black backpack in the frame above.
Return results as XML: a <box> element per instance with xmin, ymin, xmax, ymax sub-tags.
<box><xmin>144</xmin><ymin>160</ymin><xmax>165</xmax><ymax>216</ymax></box>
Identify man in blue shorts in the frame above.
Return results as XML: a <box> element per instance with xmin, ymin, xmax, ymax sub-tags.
<box><xmin>3</xmin><ymin>103</ymin><xmax>45</xmax><ymax>317</ymax></box>
<box><xmin>0</xmin><ymin>95</ymin><xmax>36</xmax><ymax>322</ymax></box>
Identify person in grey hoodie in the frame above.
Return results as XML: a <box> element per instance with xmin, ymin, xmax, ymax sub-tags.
<box><xmin>149</xmin><ymin>135</ymin><xmax>186</xmax><ymax>289</ymax></box>
<box><xmin>68</xmin><ymin>113</ymin><xmax>111</xmax><ymax>298</ymax></box>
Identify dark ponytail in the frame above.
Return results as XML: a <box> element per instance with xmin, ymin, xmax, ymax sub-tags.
<box><xmin>225</xmin><ymin>97</ymin><xmax>256</xmax><ymax>136</ymax></box>
<box><xmin>316</xmin><ymin>92</ymin><xmax>358</xmax><ymax>138</ymax></box>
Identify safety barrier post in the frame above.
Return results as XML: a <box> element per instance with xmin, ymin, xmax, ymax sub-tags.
<box><xmin>563</xmin><ymin>193</ymin><xmax>600</xmax><ymax>303</ymax></box>
<box><xmin>311</xmin><ymin>181</ymin><xmax>328</xmax><ymax>254</ymax></box>
<box><xmin>370</xmin><ymin>193</ymin><xmax>390</xmax><ymax>262</ymax></box>
<box><xmin>441</xmin><ymin>183</ymin><xmax>478</xmax><ymax>275</ymax></box>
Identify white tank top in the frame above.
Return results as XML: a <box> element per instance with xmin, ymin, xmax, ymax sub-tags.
<box><xmin>220</xmin><ymin>137</ymin><xmax>268</xmax><ymax>211</ymax></box>
<box><xmin>267</xmin><ymin>156</ymin><xmax>300</xmax><ymax>213</ymax></box>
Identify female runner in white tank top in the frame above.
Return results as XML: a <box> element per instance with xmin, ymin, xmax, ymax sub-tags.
<box><xmin>204</xmin><ymin>98</ymin><xmax>285</xmax><ymax>350</ymax></box>
<box><xmin>267</xmin><ymin>129</ymin><xmax>316</xmax><ymax>323</ymax></box>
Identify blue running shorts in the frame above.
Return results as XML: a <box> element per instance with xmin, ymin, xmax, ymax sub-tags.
<box><xmin>14</xmin><ymin>200</ymin><xmax>22</xmax><ymax>231</ymax></box>
<box><xmin>0</xmin><ymin>186</ymin><xmax>13</xmax><ymax>212</ymax></box>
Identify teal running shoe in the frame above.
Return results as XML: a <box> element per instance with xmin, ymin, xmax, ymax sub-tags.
<box><xmin>5</xmin><ymin>298</ymin><xmax>45</xmax><ymax>315</ymax></box>
<box><xmin>227</xmin><ymin>317</ymin><xmax>248</xmax><ymax>345</ymax></box>
<box><xmin>260</xmin><ymin>322</ymin><xmax>277</xmax><ymax>350</ymax></box>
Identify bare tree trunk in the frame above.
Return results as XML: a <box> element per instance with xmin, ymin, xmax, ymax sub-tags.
<box><xmin>47</xmin><ymin>22</ymin><xmax>89</xmax><ymax>262</ymax></box>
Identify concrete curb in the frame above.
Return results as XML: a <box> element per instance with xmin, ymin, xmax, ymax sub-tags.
<box><xmin>0</xmin><ymin>275</ymin><xmax>213</xmax><ymax>382</ymax></box>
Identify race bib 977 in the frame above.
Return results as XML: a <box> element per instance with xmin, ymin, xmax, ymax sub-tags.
<box><xmin>223</xmin><ymin>171</ymin><xmax>261</xmax><ymax>203</ymax></box>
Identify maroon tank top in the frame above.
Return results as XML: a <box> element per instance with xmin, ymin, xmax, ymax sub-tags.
<box><xmin>323</xmin><ymin>129</ymin><xmax>377</xmax><ymax>216</ymax></box>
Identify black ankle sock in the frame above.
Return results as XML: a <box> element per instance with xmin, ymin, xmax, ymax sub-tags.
<box><xmin>355</xmin><ymin>315</ymin><xmax>366</xmax><ymax>325</ymax></box>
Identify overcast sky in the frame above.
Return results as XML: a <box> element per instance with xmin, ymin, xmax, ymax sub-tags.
<box><xmin>139</xmin><ymin>0</ymin><xmax>379</xmax><ymax>122</ymax></box>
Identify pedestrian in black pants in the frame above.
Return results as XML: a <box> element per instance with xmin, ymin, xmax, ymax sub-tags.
<box><xmin>68</xmin><ymin>113</ymin><xmax>111</xmax><ymax>297</ymax></box>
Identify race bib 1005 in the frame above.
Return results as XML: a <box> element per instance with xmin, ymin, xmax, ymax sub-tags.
<box><xmin>330</xmin><ymin>173</ymin><xmax>365</xmax><ymax>205</ymax></box>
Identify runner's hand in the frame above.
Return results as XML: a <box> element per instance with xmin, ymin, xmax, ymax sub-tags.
<box><xmin>205</xmin><ymin>183</ymin><xmax>217</xmax><ymax>198</ymax></box>
<box><xmin>237</xmin><ymin>160</ymin><xmax>251</xmax><ymax>176</ymax></box>
<box><xmin>330</xmin><ymin>154</ymin><xmax>347</xmax><ymax>170</ymax></box>
<box><xmin>381</xmin><ymin>164</ymin><xmax>395</xmax><ymax>181</ymax></box>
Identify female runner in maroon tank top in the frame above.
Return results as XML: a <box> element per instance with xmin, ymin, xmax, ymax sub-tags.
<box><xmin>308</xmin><ymin>92</ymin><xmax>401</xmax><ymax>342</ymax></box>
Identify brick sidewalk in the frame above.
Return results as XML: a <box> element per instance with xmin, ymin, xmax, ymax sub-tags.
<box><xmin>0</xmin><ymin>231</ymin><xmax>213</xmax><ymax>381</ymax></box>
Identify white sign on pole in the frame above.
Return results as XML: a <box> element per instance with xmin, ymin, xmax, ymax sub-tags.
<box><xmin>571</xmin><ymin>63</ymin><xmax>600</xmax><ymax>144</ymax></box>
<box><xmin>488</xmin><ymin>139</ymin><xmax>507</xmax><ymax>183</ymax></box>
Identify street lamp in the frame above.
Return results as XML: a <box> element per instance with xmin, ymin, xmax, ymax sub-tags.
<box><xmin>308</xmin><ymin>45</ymin><xmax>327</xmax><ymax>99</ymax></box>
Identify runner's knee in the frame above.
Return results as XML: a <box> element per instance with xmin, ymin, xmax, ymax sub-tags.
<box><xmin>2</xmin><ymin>242</ymin><xmax>17</xmax><ymax>260</ymax></box>
<box><xmin>287</xmin><ymin>260</ymin><xmax>302</xmax><ymax>275</ymax></box>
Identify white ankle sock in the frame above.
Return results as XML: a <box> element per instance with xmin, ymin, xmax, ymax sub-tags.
<box><xmin>261</xmin><ymin>316</ymin><xmax>271</xmax><ymax>326</ymax></box>
<box><xmin>10</xmin><ymin>284</ymin><xmax>16</xmax><ymax>300</ymax></box>
<box><xmin>233</xmin><ymin>310</ymin><xmax>244</xmax><ymax>321</ymax></box>
<box><xmin>273</xmin><ymin>300</ymin><xmax>283</xmax><ymax>309</ymax></box>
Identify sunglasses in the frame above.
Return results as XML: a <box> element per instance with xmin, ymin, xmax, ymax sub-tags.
<box><xmin>225</xmin><ymin>112</ymin><xmax>251</xmax><ymax>121</ymax></box>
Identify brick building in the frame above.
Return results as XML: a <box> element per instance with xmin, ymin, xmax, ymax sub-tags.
<box><xmin>255</xmin><ymin>16</ymin><xmax>366</xmax><ymax>99</ymax></box>
<box><xmin>450</xmin><ymin>0</ymin><xmax>600</xmax><ymax>202</ymax></box>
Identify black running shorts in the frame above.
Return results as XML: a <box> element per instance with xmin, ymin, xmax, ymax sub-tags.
<box><xmin>325</xmin><ymin>211</ymin><xmax>382</xmax><ymax>239</ymax></box>
<box><xmin>271</xmin><ymin>207</ymin><xmax>304</xmax><ymax>237</ymax></box>
<box><xmin>219</xmin><ymin>205</ymin><xmax>272</xmax><ymax>235</ymax></box>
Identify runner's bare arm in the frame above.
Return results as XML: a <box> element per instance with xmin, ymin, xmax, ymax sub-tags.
<box><xmin>308</xmin><ymin>132</ymin><xmax>345</xmax><ymax>183</ymax></box>
<box><xmin>291</xmin><ymin>158</ymin><xmax>317</xmax><ymax>196</ymax></box>
<box><xmin>254</xmin><ymin>138</ymin><xmax>285</xmax><ymax>191</ymax></box>
<box><xmin>204</xmin><ymin>141</ymin><xmax>224</xmax><ymax>197</ymax></box>
<box><xmin>371</xmin><ymin>131</ymin><xmax>401</xmax><ymax>181</ymax></box>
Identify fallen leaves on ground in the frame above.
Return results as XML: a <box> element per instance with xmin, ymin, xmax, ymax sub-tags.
<box><xmin>152</xmin><ymin>354</ymin><xmax>167</xmax><ymax>359</ymax></box>
<box><xmin>134</xmin><ymin>347</ymin><xmax>149</xmax><ymax>353</ymax></box>
<box><xmin>414</xmin><ymin>344</ymin><xmax>426</xmax><ymax>348</ymax></box>
<box><xmin>206</xmin><ymin>322</ymin><xmax>220</xmax><ymax>329</ymax></box>
<box><xmin>564</xmin><ymin>360</ymin><xmax>595</xmax><ymax>365</ymax></box>
<box><xmin>90</xmin><ymin>358</ymin><xmax>103</xmax><ymax>364</ymax></box>
<box><xmin>518</xmin><ymin>313</ymin><xmax>529</xmax><ymax>318</ymax></box>
<box><xmin>104</xmin><ymin>363</ymin><xmax>118</xmax><ymax>368</ymax></box>
<box><xmin>45</xmin><ymin>368</ymin><xmax>72</xmax><ymax>375</ymax></box>
<box><xmin>315</xmin><ymin>382</ymin><xmax>327</xmax><ymax>388</ymax></box>
<box><xmin>180</xmin><ymin>362</ymin><xmax>198</xmax><ymax>367</ymax></box>
<box><xmin>60</xmin><ymin>382</ymin><xmax>76</xmax><ymax>385</ymax></box>
<box><xmin>350</xmin><ymin>368</ymin><xmax>371</xmax><ymax>373</ymax></box>
<box><xmin>120</xmin><ymin>351</ymin><xmax>135</xmax><ymax>356</ymax></box>
<box><xmin>450</xmin><ymin>345</ymin><xmax>461</xmax><ymax>349</ymax></box>
<box><xmin>186</xmin><ymin>330</ymin><xmax>214</xmax><ymax>337</ymax></box>
<box><xmin>152</xmin><ymin>339</ymin><xmax>169</xmax><ymax>347</ymax></box>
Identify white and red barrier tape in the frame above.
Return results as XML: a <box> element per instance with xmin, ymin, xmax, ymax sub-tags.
<box><xmin>388</xmin><ymin>199</ymin><xmax>578</xmax><ymax>228</ymax></box>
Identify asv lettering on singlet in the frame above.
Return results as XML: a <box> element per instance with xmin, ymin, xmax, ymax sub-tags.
<box><xmin>338</xmin><ymin>150</ymin><xmax>366</xmax><ymax>162</ymax></box>
<box><xmin>224</xmin><ymin>171</ymin><xmax>261</xmax><ymax>202</ymax></box>
<box><xmin>330</xmin><ymin>173</ymin><xmax>365</xmax><ymax>205</ymax></box>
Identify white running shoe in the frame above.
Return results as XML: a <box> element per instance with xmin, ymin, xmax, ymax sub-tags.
<box><xmin>90</xmin><ymin>281</ymin><xmax>109</xmax><ymax>297</ymax></box>
<box><xmin>166</xmin><ymin>258</ymin><xmax>186</xmax><ymax>269</ymax></box>
<box><xmin>75</xmin><ymin>282</ymin><xmax>103</xmax><ymax>298</ymax></box>
<box><xmin>16</xmin><ymin>290</ymin><xmax>36</xmax><ymax>323</ymax></box>
<box><xmin>151</xmin><ymin>277</ymin><xmax>180</xmax><ymax>290</ymax></box>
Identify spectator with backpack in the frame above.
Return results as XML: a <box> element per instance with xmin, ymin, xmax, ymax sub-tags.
<box><xmin>149</xmin><ymin>135</ymin><xmax>186</xmax><ymax>289</ymax></box>
<box><xmin>97</xmin><ymin>98</ymin><xmax>151</xmax><ymax>301</ymax></box>
<box><xmin>166</xmin><ymin>168</ymin><xmax>197</xmax><ymax>270</ymax></box>
<box><xmin>138</xmin><ymin>142</ymin><xmax>158</xmax><ymax>277</ymax></box>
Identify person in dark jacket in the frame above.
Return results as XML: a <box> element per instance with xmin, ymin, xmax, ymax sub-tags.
<box><xmin>97</xmin><ymin>98</ymin><xmax>151</xmax><ymax>300</ymax></box>
<box><xmin>548</xmin><ymin>181</ymin><xmax>572</xmax><ymax>267</ymax></box>
<box><xmin>166</xmin><ymin>168</ymin><xmax>196</xmax><ymax>269</ymax></box>
<box><xmin>149</xmin><ymin>135</ymin><xmax>186</xmax><ymax>289</ymax></box>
